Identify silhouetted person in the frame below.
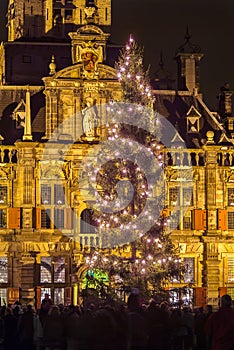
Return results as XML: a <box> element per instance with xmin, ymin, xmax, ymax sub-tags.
<box><xmin>205</xmin><ymin>294</ymin><xmax>234</xmax><ymax>350</ymax></box>
<box><xmin>17</xmin><ymin>304</ymin><xmax>34</xmax><ymax>350</ymax></box>
<box><xmin>3</xmin><ymin>307</ymin><xmax>17</xmax><ymax>350</ymax></box>
<box><xmin>127</xmin><ymin>293</ymin><xmax>148</xmax><ymax>350</ymax></box>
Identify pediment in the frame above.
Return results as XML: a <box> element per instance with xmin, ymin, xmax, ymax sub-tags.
<box><xmin>43</xmin><ymin>63</ymin><xmax>117</xmax><ymax>82</ymax></box>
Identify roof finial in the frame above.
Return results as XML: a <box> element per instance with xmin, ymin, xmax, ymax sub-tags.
<box><xmin>49</xmin><ymin>55</ymin><xmax>56</xmax><ymax>75</ymax></box>
<box><xmin>185</xmin><ymin>25</ymin><xmax>191</xmax><ymax>42</ymax></box>
<box><xmin>175</xmin><ymin>26</ymin><xmax>201</xmax><ymax>54</ymax></box>
<box><xmin>159</xmin><ymin>51</ymin><xmax>164</xmax><ymax>68</ymax></box>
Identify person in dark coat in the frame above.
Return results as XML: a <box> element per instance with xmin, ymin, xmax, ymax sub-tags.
<box><xmin>127</xmin><ymin>293</ymin><xmax>148</xmax><ymax>350</ymax></box>
<box><xmin>3</xmin><ymin>307</ymin><xmax>18</xmax><ymax>350</ymax></box>
<box><xmin>42</xmin><ymin>305</ymin><xmax>65</xmax><ymax>350</ymax></box>
<box><xmin>17</xmin><ymin>304</ymin><xmax>34</xmax><ymax>350</ymax></box>
<box><xmin>205</xmin><ymin>294</ymin><xmax>234</xmax><ymax>350</ymax></box>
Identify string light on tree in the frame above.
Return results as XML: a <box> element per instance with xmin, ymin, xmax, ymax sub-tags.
<box><xmin>81</xmin><ymin>35</ymin><xmax>185</xmax><ymax>300</ymax></box>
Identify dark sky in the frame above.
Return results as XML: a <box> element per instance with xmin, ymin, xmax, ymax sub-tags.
<box><xmin>1</xmin><ymin>0</ymin><xmax>234</xmax><ymax>109</ymax></box>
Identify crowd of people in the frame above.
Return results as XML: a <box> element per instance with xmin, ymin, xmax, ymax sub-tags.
<box><xmin>0</xmin><ymin>293</ymin><xmax>233</xmax><ymax>350</ymax></box>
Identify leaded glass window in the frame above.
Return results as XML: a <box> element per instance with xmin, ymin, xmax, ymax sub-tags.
<box><xmin>0</xmin><ymin>187</ymin><xmax>7</xmax><ymax>204</ymax></box>
<box><xmin>0</xmin><ymin>210</ymin><xmax>6</xmax><ymax>228</ymax></box>
<box><xmin>41</xmin><ymin>209</ymin><xmax>51</xmax><ymax>229</ymax></box>
<box><xmin>0</xmin><ymin>257</ymin><xmax>8</xmax><ymax>283</ymax></box>
<box><xmin>54</xmin><ymin>185</ymin><xmax>65</xmax><ymax>205</ymax></box>
<box><xmin>184</xmin><ymin>257</ymin><xmax>194</xmax><ymax>283</ymax></box>
<box><xmin>228</xmin><ymin>188</ymin><xmax>234</xmax><ymax>206</ymax></box>
<box><xmin>228</xmin><ymin>258</ymin><xmax>234</xmax><ymax>283</ymax></box>
<box><xmin>183</xmin><ymin>188</ymin><xmax>193</xmax><ymax>206</ymax></box>
<box><xmin>169</xmin><ymin>211</ymin><xmax>180</xmax><ymax>230</ymax></box>
<box><xmin>228</xmin><ymin>212</ymin><xmax>234</xmax><ymax>229</ymax></box>
<box><xmin>54</xmin><ymin>209</ymin><xmax>64</xmax><ymax>229</ymax></box>
<box><xmin>183</xmin><ymin>213</ymin><xmax>191</xmax><ymax>230</ymax></box>
<box><xmin>40</xmin><ymin>257</ymin><xmax>52</xmax><ymax>283</ymax></box>
<box><xmin>0</xmin><ymin>289</ymin><xmax>7</xmax><ymax>305</ymax></box>
<box><xmin>54</xmin><ymin>257</ymin><xmax>65</xmax><ymax>283</ymax></box>
<box><xmin>169</xmin><ymin>188</ymin><xmax>180</xmax><ymax>206</ymax></box>
<box><xmin>41</xmin><ymin>185</ymin><xmax>51</xmax><ymax>205</ymax></box>
<box><xmin>54</xmin><ymin>288</ymin><xmax>64</xmax><ymax>304</ymax></box>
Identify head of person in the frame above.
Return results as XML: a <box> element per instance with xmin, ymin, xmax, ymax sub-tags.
<box><xmin>221</xmin><ymin>294</ymin><xmax>232</xmax><ymax>307</ymax></box>
<box><xmin>127</xmin><ymin>293</ymin><xmax>141</xmax><ymax>312</ymax></box>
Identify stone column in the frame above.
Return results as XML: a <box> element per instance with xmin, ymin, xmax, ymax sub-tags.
<box><xmin>74</xmin><ymin>89</ymin><xmax>82</xmax><ymax>141</ymax></box>
<box><xmin>203</xmin><ymin>133</ymin><xmax>222</xmax><ymax>304</ymax></box>
<box><xmin>15</xmin><ymin>142</ymin><xmax>36</xmax><ymax>231</ymax></box>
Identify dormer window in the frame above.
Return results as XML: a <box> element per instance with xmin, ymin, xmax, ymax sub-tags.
<box><xmin>186</xmin><ymin>105</ymin><xmax>201</xmax><ymax>133</ymax></box>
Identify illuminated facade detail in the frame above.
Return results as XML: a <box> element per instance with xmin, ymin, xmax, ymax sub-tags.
<box><xmin>0</xmin><ymin>0</ymin><xmax>234</xmax><ymax>308</ymax></box>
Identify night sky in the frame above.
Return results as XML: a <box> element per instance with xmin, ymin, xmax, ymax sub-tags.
<box><xmin>1</xmin><ymin>0</ymin><xmax>234</xmax><ymax>109</ymax></box>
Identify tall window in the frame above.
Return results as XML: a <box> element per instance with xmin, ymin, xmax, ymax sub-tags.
<box><xmin>0</xmin><ymin>257</ymin><xmax>8</xmax><ymax>283</ymax></box>
<box><xmin>41</xmin><ymin>185</ymin><xmax>51</xmax><ymax>205</ymax></box>
<box><xmin>228</xmin><ymin>212</ymin><xmax>234</xmax><ymax>229</ymax></box>
<box><xmin>0</xmin><ymin>186</ymin><xmax>7</xmax><ymax>204</ymax></box>
<box><xmin>169</xmin><ymin>188</ymin><xmax>180</xmax><ymax>206</ymax></box>
<box><xmin>168</xmin><ymin>186</ymin><xmax>193</xmax><ymax>230</ymax></box>
<box><xmin>0</xmin><ymin>210</ymin><xmax>7</xmax><ymax>228</ymax></box>
<box><xmin>40</xmin><ymin>256</ymin><xmax>66</xmax><ymax>284</ymax></box>
<box><xmin>228</xmin><ymin>258</ymin><xmax>234</xmax><ymax>283</ymax></box>
<box><xmin>184</xmin><ymin>257</ymin><xmax>194</xmax><ymax>283</ymax></box>
<box><xmin>54</xmin><ymin>185</ymin><xmax>65</xmax><ymax>205</ymax></box>
<box><xmin>40</xmin><ymin>257</ymin><xmax>52</xmax><ymax>283</ymax></box>
<box><xmin>40</xmin><ymin>183</ymin><xmax>67</xmax><ymax>229</ymax></box>
<box><xmin>228</xmin><ymin>188</ymin><xmax>234</xmax><ymax>206</ymax></box>
<box><xmin>41</xmin><ymin>209</ymin><xmax>51</xmax><ymax>229</ymax></box>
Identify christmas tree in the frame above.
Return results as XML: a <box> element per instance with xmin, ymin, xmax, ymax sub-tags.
<box><xmin>82</xmin><ymin>36</ymin><xmax>184</xmax><ymax>300</ymax></box>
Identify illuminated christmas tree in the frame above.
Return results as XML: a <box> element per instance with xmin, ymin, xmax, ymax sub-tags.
<box><xmin>82</xmin><ymin>36</ymin><xmax>184</xmax><ymax>300</ymax></box>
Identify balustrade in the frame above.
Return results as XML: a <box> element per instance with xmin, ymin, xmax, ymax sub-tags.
<box><xmin>163</xmin><ymin>149</ymin><xmax>205</xmax><ymax>167</ymax></box>
<box><xmin>0</xmin><ymin>147</ymin><xmax>17</xmax><ymax>163</ymax></box>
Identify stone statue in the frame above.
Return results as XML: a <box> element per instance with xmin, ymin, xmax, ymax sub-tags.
<box><xmin>82</xmin><ymin>98</ymin><xmax>97</xmax><ymax>138</ymax></box>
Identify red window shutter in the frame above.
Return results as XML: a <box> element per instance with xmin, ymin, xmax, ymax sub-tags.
<box><xmin>195</xmin><ymin>287</ymin><xmax>207</xmax><ymax>307</ymax></box>
<box><xmin>8</xmin><ymin>208</ymin><xmax>20</xmax><ymax>229</ymax></box>
<box><xmin>65</xmin><ymin>208</ymin><xmax>72</xmax><ymax>230</ymax></box>
<box><xmin>193</xmin><ymin>209</ymin><xmax>206</xmax><ymax>230</ymax></box>
<box><xmin>64</xmin><ymin>287</ymin><xmax>72</xmax><ymax>306</ymax></box>
<box><xmin>217</xmin><ymin>210</ymin><xmax>228</xmax><ymax>230</ymax></box>
<box><xmin>219</xmin><ymin>287</ymin><xmax>227</xmax><ymax>298</ymax></box>
<box><xmin>36</xmin><ymin>287</ymin><xmax>41</xmax><ymax>309</ymax></box>
<box><xmin>36</xmin><ymin>208</ymin><xmax>41</xmax><ymax>229</ymax></box>
<box><xmin>8</xmin><ymin>288</ymin><xmax>20</xmax><ymax>304</ymax></box>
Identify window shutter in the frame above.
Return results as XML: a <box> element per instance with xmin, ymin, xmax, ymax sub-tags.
<box><xmin>36</xmin><ymin>208</ymin><xmax>41</xmax><ymax>229</ymax></box>
<box><xmin>195</xmin><ymin>287</ymin><xmax>207</xmax><ymax>307</ymax></box>
<box><xmin>65</xmin><ymin>208</ymin><xmax>72</xmax><ymax>229</ymax></box>
<box><xmin>193</xmin><ymin>209</ymin><xmax>206</xmax><ymax>230</ymax></box>
<box><xmin>36</xmin><ymin>286</ymin><xmax>41</xmax><ymax>309</ymax></box>
<box><xmin>64</xmin><ymin>287</ymin><xmax>72</xmax><ymax>306</ymax></box>
<box><xmin>8</xmin><ymin>287</ymin><xmax>20</xmax><ymax>304</ymax></box>
<box><xmin>218</xmin><ymin>287</ymin><xmax>227</xmax><ymax>298</ymax></box>
<box><xmin>217</xmin><ymin>209</ymin><xmax>227</xmax><ymax>230</ymax></box>
<box><xmin>8</xmin><ymin>208</ymin><xmax>20</xmax><ymax>229</ymax></box>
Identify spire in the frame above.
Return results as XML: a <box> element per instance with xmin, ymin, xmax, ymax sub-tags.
<box><xmin>175</xmin><ymin>26</ymin><xmax>201</xmax><ymax>54</ymax></box>
<box><xmin>151</xmin><ymin>52</ymin><xmax>175</xmax><ymax>90</ymax></box>
<box><xmin>22</xmin><ymin>86</ymin><xmax>33</xmax><ymax>141</ymax></box>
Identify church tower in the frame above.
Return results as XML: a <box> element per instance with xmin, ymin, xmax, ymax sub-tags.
<box><xmin>7</xmin><ymin>0</ymin><xmax>111</xmax><ymax>41</ymax></box>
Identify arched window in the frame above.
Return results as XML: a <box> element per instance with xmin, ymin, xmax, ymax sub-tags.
<box><xmin>80</xmin><ymin>209</ymin><xmax>97</xmax><ymax>233</ymax></box>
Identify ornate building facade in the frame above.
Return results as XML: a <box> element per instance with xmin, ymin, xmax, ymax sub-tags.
<box><xmin>0</xmin><ymin>0</ymin><xmax>233</xmax><ymax>308</ymax></box>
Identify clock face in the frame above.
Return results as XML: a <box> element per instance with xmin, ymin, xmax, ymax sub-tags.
<box><xmin>81</xmin><ymin>51</ymin><xmax>98</xmax><ymax>72</ymax></box>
